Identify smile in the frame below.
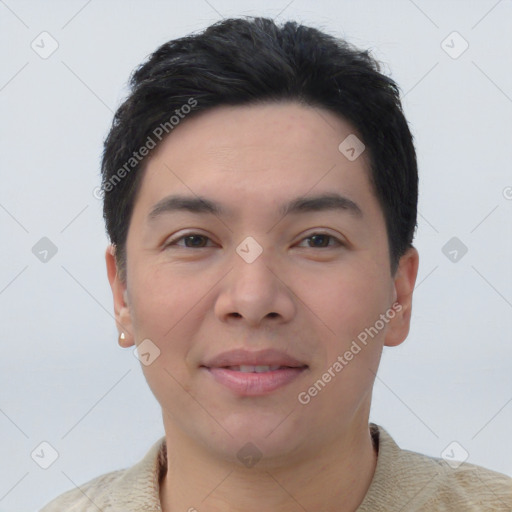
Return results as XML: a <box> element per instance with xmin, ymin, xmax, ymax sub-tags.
<box><xmin>224</xmin><ymin>365</ymin><xmax>290</xmax><ymax>372</ymax></box>
<box><xmin>202</xmin><ymin>365</ymin><xmax>308</xmax><ymax>396</ymax></box>
<box><xmin>200</xmin><ymin>348</ymin><xmax>309</xmax><ymax>396</ymax></box>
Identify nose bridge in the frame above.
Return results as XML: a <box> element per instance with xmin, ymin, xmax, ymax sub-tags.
<box><xmin>214</xmin><ymin>239</ymin><xmax>295</xmax><ymax>325</ymax></box>
<box><xmin>232</xmin><ymin>239</ymin><xmax>279</xmax><ymax>303</ymax></box>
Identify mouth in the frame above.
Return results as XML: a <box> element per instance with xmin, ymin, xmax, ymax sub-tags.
<box><xmin>200</xmin><ymin>349</ymin><xmax>309</xmax><ymax>396</ymax></box>
<box><xmin>218</xmin><ymin>365</ymin><xmax>301</xmax><ymax>373</ymax></box>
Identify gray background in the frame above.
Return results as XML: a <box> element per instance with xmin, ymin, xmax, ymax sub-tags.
<box><xmin>0</xmin><ymin>0</ymin><xmax>511</xmax><ymax>510</ymax></box>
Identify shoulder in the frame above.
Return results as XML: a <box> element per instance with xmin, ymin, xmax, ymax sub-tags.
<box><xmin>39</xmin><ymin>469</ymin><xmax>127</xmax><ymax>511</ymax></box>
<box><xmin>360</xmin><ymin>424</ymin><xmax>512</xmax><ymax>511</ymax></box>
<box><xmin>400</xmin><ymin>443</ymin><xmax>511</xmax><ymax>510</ymax></box>
<box><xmin>39</xmin><ymin>437</ymin><xmax>166</xmax><ymax>511</ymax></box>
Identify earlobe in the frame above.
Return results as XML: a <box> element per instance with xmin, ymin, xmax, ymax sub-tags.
<box><xmin>105</xmin><ymin>244</ymin><xmax>135</xmax><ymax>348</ymax></box>
<box><xmin>384</xmin><ymin>246</ymin><xmax>420</xmax><ymax>348</ymax></box>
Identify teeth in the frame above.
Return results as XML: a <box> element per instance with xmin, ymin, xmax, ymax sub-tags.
<box><xmin>230</xmin><ymin>365</ymin><xmax>283</xmax><ymax>373</ymax></box>
<box><xmin>243</xmin><ymin>365</ymin><xmax>269</xmax><ymax>373</ymax></box>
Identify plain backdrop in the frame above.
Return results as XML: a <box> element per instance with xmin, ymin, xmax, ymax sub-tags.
<box><xmin>0</xmin><ymin>1</ymin><xmax>511</xmax><ymax>510</ymax></box>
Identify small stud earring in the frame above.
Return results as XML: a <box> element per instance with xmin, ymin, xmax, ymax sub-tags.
<box><xmin>119</xmin><ymin>332</ymin><xmax>126</xmax><ymax>344</ymax></box>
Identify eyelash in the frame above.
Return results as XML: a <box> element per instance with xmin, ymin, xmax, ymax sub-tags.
<box><xmin>164</xmin><ymin>232</ymin><xmax>344</xmax><ymax>249</ymax></box>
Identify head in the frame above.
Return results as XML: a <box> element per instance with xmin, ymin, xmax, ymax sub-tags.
<box><xmin>104</xmin><ymin>17</ymin><xmax>419</xmax><ymax>464</ymax></box>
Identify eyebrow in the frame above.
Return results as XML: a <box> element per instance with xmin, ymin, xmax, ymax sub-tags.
<box><xmin>147</xmin><ymin>192</ymin><xmax>363</xmax><ymax>222</ymax></box>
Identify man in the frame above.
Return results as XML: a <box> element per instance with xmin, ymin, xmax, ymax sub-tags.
<box><xmin>41</xmin><ymin>16</ymin><xmax>511</xmax><ymax>511</ymax></box>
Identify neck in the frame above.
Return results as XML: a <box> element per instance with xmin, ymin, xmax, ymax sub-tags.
<box><xmin>159</xmin><ymin>419</ymin><xmax>377</xmax><ymax>512</ymax></box>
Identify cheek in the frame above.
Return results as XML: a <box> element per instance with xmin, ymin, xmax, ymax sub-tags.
<box><xmin>130</xmin><ymin>270</ymin><xmax>203</xmax><ymax>409</ymax></box>
<box><xmin>303</xmin><ymin>259</ymin><xmax>392</xmax><ymax>344</ymax></box>
<box><xmin>139</xmin><ymin>353</ymin><xmax>198</xmax><ymax>433</ymax></box>
<box><xmin>127</xmin><ymin>266</ymin><xmax>214</xmax><ymax>399</ymax></box>
<box><xmin>129</xmin><ymin>263</ymin><xmax>207</xmax><ymax>340</ymax></box>
<box><xmin>297</xmin><ymin>268</ymin><xmax>387</xmax><ymax>426</ymax></box>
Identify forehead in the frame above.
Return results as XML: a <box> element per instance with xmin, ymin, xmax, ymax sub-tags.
<box><xmin>133</xmin><ymin>101</ymin><xmax>382</xmax><ymax>225</ymax></box>
<box><xmin>151</xmin><ymin>101</ymin><xmax>365</xmax><ymax>168</ymax></box>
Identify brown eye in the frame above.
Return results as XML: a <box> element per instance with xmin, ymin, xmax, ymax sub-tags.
<box><xmin>182</xmin><ymin>235</ymin><xmax>209</xmax><ymax>247</ymax></box>
<box><xmin>298</xmin><ymin>233</ymin><xmax>343</xmax><ymax>248</ymax></box>
<box><xmin>165</xmin><ymin>233</ymin><xmax>213</xmax><ymax>248</ymax></box>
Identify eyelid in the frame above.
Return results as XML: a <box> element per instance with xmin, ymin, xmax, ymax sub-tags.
<box><xmin>164</xmin><ymin>230</ymin><xmax>216</xmax><ymax>248</ymax></box>
<box><xmin>163</xmin><ymin>229</ymin><xmax>347</xmax><ymax>249</ymax></box>
<box><xmin>294</xmin><ymin>230</ymin><xmax>345</xmax><ymax>248</ymax></box>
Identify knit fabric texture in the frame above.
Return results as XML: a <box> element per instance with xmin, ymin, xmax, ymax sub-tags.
<box><xmin>40</xmin><ymin>423</ymin><xmax>512</xmax><ymax>511</ymax></box>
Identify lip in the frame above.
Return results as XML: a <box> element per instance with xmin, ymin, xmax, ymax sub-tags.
<box><xmin>201</xmin><ymin>348</ymin><xmax>308</xmax><ymax>396</ymax></box>
<box><xmin>203</xmin><ymin>367</ymin><xmax>307</xmax><ymax>396</ymax></box>
<box><xmin>202</xmin><ymin>348</ymin><xmax>307</xmax><ymax>368</ymax></box>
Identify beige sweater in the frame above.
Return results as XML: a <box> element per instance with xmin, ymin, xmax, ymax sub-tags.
<box><xmin>40</xmin><ymin>423</ymin><xmax>511</xmax><ymax>511</ymax></box>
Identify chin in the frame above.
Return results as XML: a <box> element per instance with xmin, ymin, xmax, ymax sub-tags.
<box><xmin>216</xmin><ymin>410</ymin><xmax>308</xmax><ymax>461</ymax></box>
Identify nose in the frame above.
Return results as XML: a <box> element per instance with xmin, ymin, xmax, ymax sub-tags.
<box><xmin>213</xmin><ymin>248</ymin><xmax>296</xmax><ymax>328</ymax></box>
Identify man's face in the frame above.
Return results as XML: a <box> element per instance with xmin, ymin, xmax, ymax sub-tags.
<box><xmin>108</xmin><ymin>102</ymin><xmax>418</xmax><ymax>463</ymax></box>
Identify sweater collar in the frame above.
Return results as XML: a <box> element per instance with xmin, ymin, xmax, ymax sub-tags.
<box><xmin>108</xmin><ymin>436</ymin><xmax>166</xmax><ymax>510</ymax></box>
<box><xmin>357</xmin><ymin>423</ymin><xmax>443</xmax><ymax>511</ymax></box>
<box><xmin>114</xmin><ymin>423</ymin><xmax>421</xmax><ymax>511</ymax></box>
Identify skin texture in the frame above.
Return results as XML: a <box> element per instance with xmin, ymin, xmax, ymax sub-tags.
<box><xmin>106</xmin><ymin>102</ymin><xmax>419</xmax><ymax>512</ymax></box>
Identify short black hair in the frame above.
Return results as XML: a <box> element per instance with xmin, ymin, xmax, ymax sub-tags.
<box><xmin>101</xmin><ymin>16</ymin><xmax>418</xmax><ymax>281</ymax></box>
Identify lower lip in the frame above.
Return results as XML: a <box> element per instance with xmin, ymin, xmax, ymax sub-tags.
<box><xmin>204</xmin><ymin>367</ymin><xmax>307</xmax><ymax>396</ymax></box>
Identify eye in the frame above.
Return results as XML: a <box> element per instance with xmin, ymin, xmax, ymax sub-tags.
<box><xmin>164</xmin><ymin>233</ymin><xmax>214</xmax><ymax>249</ymax></box>
<box><xmin>297</xmin><ymin>232</ymin><xmax>344</xmax><ymax>248</ymax></box>
<box><xmin>163</xmin><ymin>231</ymin><xmax>344</xmax><ymax>250</ymax></box>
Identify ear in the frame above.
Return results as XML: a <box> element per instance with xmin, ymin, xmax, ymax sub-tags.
<box><xmin>384</xmin><ymin>246</ymin><xmax>419</xmax><ymax>347</ymax></box>
<box><xmin>105</xmin><ymin>244</ymin><xmax>134</xmax><ymax>348</ymax></box>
